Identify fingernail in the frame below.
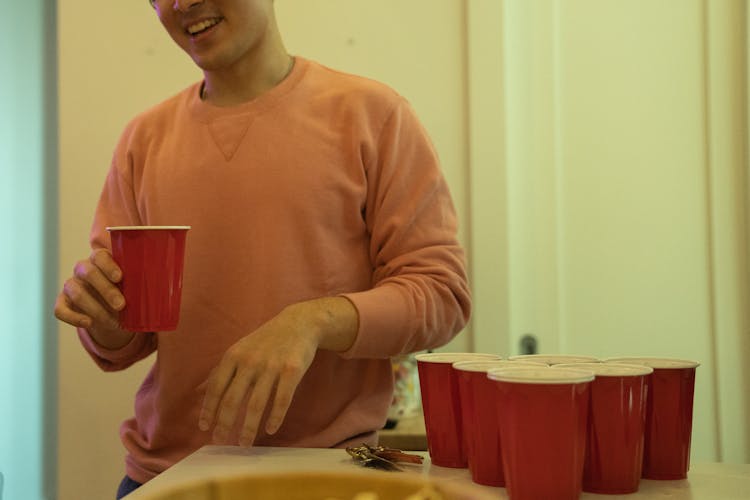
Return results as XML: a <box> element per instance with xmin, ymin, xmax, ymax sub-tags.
<box><xmin>111</xmin><ymin>270</ymin><xmax>122</xmax><ymax>281</ymax></box>
<box><xmin>112</xmin><ymin>297</ymin><xmax>124</xmax><ymax>309</ymax></box>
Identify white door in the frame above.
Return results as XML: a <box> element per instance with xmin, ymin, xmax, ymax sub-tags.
<box><xmin>468</xmin><ymin>0</ymin><xmax>750</xmax><ymax>464</ymax></box>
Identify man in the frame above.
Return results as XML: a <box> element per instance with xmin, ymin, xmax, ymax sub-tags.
<box><xmin>54</xmin><ymin>0</ymin><xmax>471</xmax><ymax>497</ymax></box>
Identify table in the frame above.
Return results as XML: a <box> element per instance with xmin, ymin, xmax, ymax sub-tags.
<box><xmin>378</xmin><ymin>414</ymin><xmax>428</xmax><ymax>451</ymax></box>
<box><xmin>127</xmin><ymin>446</ymin><xmax>750</xmax><ymax>499</ymax></box>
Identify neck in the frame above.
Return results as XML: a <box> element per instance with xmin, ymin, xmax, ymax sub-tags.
<box><xmin>201</xmin><ymin>49</ymin><xmax>293</xmax><ymax>106</ymax></box>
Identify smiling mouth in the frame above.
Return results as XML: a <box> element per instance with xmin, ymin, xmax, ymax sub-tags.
<box><xmin>187</xmin><ymin>17</ymin><xmax>222</xmax><ymax>36</ymax></box>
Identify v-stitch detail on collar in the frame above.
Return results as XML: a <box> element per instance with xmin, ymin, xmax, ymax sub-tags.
<box><xmin>207</xmin><ymin>114</ymin><xmax>254</xmax><ymax>161</ymax></box>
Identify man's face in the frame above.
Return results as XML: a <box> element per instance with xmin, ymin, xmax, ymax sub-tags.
<box><xmin>152</xmin><ymin>0</ymin><xmax>275</xmax><ymax>72</ymax></box>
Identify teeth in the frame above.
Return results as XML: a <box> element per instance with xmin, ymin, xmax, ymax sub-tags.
<box><xmin>188</xmin><ymin>18</ymin><xmax>219</xmax><ymax>35</ymax></box>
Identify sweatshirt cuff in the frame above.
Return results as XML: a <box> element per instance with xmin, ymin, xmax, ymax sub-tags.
<box><xmin>338</xmin><ymin>284</ymin><xmax>414</xmax><ymax>359</ymax></box>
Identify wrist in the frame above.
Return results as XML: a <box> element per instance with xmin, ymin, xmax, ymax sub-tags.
<box><xmin>289</xmin><ymin>297</ymin><xmax>358</xmax><ymax>352</ymax></box>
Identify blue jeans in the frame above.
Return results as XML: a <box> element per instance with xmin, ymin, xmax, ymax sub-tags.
<box><xmin>116</xmin><ymin>476</ymin><xmax>142</xmax><ymax>499</ymax></box>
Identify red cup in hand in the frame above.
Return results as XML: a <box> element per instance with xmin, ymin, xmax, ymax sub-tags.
<box><xmin>107</xmin><ymin>225</ymin><xmax>190</xmax><ymax>332</ymax></box>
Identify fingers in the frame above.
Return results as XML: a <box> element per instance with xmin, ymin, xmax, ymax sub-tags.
<box><xmin>264</xmin><ymin>365</ymin><xmax>304</xmax><ymax>436</ymax></box>
<box><xmin>53</xmin><ymin>291</ymin><xmax>92</xmax><ymax>329</ymax></box>
<box><xmin>239</xmin><ymin>375</ymin><xmax>275</xmax><ymax>447</ymax></box>
<box><xmin>199</xmin><ymin>358</ymin><xmax>306</xmax><ymax>447</ymax></box>
<box><xmin>90</xmin><ymin>248</ymin><xmax>122</xmax><ymax>283</ymax></box>
<box><xmin>198</xmin><ymin>362</ymin><xmax>237</xmax><ymax>436</ymax></box>
<box><xmin>200</xmin><ymin>354</ymin><xmax>280</xmax><ymax>446</ymax></box>
<box><xmin>212</xmin><ymin>369</ymin><xmax>256</xmax><ymax>445</ymax></box>
<box><xmin>55</xmin><ymin>249</ymin><xmax>125</xmax><ymax>333</ymax></box>
<box><xmin>55</xmin><ymin>276</ymin><xmax>116</xmax><ymax>332</ymax></box>
<box><xmin>81</xmin><ymin>249</ymin><xmax>124</xmax><ymax>311</ymax></box>
<box><xmin>57</xmin><ymin>264</ymin><xmax>120</xmax><ymax>331</ymax></box>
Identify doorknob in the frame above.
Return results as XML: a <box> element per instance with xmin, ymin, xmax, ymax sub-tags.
<box><xmin>519</xmin><ymin>334</ymin><xmax>538</xmax><ymax>355</ymax></box>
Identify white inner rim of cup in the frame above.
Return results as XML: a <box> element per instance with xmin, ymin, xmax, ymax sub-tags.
<box><xmin>553</xmin><ymin>362</ymin><xmax>653</xmax><ymax>376</ymax></box>
<box><xmin>508</xmin><ymin>354</ymin><xmax>600</xmax><ymax>365</ymax></box>
<box><xmin>487</xmin><ymin>367</ymin><xmax>594</xmax><ymax>384</ymax></box>
<box><xmin>107</xmin><ymin>226</ymin><xmax>191</xmax><ymax>231</ymax></box>
<box><xmin>415</xmin><ymin>352</ymin><xmax>501</xmax><ymax>364</ymax></box>
<box><xmin>453</xmin><ymin>360</ymin><xmax>546</xmax><ymax>372</ymax></box>
<box><xmin>603</xmin><ymin>357</ymin><xmax>700</xmax><ymax>369</ymax></box>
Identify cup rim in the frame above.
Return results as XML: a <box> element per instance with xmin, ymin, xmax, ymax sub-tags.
<box><xmin>414</xmin><ymin>352</ymin><xmax>501</xmax><ymax>364</ymax></box>
<box><xmin>552</xmin><ymin>362</ymin><xmax>653</xmax><ymax>377</ymax></box>
<box><xmin>507</xmin><ymin>354</ymin><xmax>601</xmax><ymax>365</ymax></box>
<box><xmin>603</xmin><ymin>357</ymin><xmax>700</xmax><ymax>369</ymax></box>
<box><xmin>487</xmin><ymin>367</ymin><xmax>595</xmax><ymax>384</ymax></box>
<box><xmin>107</xmin><ymin>226</ymin><xmax>191</xmax><ymax>231</ymax></box>
<box><xmin>452</xmin><ymin>360</ymin><xmax>547</xmax><ymax>372</ymax></box>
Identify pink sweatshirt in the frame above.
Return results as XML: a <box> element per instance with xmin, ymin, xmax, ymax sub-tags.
<box><xmin>78</xmin><ymin>57</ymin><xmax>471</xmax><ymax>484</ymax></box>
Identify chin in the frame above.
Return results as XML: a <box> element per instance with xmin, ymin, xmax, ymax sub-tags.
<box><xmin>191</xmin><ymin>52</ymin><xmax>235</xmax><ymax>72</ymax></box>
<box><xmin>191</xmin><ymin>55</ymin><xmax>220</xmax><ymax>71</ymax></box>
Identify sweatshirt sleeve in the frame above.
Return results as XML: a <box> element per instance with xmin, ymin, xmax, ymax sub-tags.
<box><xmin>77</xmin><ymin>126</ymin><xmax>158</xmax><ymax>371</ymax></box>
<box><xmin>340</xmin><ymin>98</ymin><xmax>472</xmax><ymax>359</ymax></box>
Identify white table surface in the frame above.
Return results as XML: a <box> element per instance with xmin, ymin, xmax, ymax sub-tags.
<box><xmin>127</xmin><ymin>445</ymin><xmax>750</xmax><ymax>499</ymax></box>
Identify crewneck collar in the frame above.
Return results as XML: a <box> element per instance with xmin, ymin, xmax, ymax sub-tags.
<box><xmin>188</xmin><ymin>56</ymin><xmax>308</xmax><ymax>122</ymax></box>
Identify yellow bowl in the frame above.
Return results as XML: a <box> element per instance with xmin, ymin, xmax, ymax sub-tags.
<box><xmin>134</xmin><ymin>470</ymin><xmax>495</xmax><ymax>500</ymax></box>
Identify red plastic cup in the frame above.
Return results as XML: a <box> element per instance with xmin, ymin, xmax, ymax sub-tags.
<box><xmin>508</xmin><ymin>354</ymin><xmax>601</xmax><ymax>365</ymax></box>
<box><xmin>453</xmin><ymin>360</ymin><xmax>546</xmax><ymax>486</ymax></box>
<box><xmin>488</xmin><ymin>367</ymin><xmax>594</xmax><ymax>500</ymax></box>
<box><xmin>107</xmin><ymin>226</ymin><xmax>190</xmax><ymax>332</ymax></box>
<box><xmin>415</xmin><ymin>352</ymin><xmax>501</xmax><ymax>468</ymax></box>
<box><xmin>605</xmin><ymin>357</ymin><xmax>700</xmax><ymax>480</ymax></box>
<box><xmin>554</xmin><ymin>362</ymin><xmax>653</xmax><ymax>493</ymax></box>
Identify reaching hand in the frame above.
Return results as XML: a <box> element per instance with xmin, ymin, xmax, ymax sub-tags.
<box><xmin>198</xmin><ymin>297</ymin><xmax>358</xmax><ymax>447</ymax></box>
